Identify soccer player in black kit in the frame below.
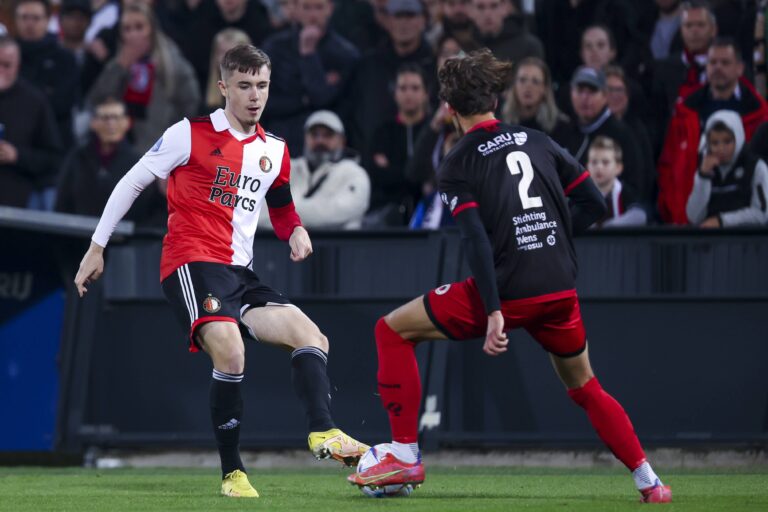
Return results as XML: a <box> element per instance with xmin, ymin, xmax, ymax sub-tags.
<box><xmin>348</xmin><ymin>50</ymin><xmax>672</xmax><ymax>504</ymax></box>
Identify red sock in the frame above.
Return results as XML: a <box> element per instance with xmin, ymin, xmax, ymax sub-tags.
<box><xmin>568</xmin><ymin>377</ymin><xmax>646</xmax><ymax>470</ymax></box>
<box><xmin>375</xmin><ymin>317</ymin><xmax>421</xmax><ymax>443</ymax></box>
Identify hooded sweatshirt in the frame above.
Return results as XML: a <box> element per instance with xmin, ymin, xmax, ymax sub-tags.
<box><xmin>686</xmin><ymin>110</ymin><xmax>768</xmax><ymax>227</ymax></box>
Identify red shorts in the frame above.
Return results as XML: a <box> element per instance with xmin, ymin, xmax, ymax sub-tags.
<box><xmin>424</xmin><ymin>278</ymin><xmax>586</xmax><ymax>357</ymax></box>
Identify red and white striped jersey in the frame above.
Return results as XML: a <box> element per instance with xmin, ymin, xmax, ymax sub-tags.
<box><xmin>141</xmin><ymin>109</ymin><xmax>293</xmax><ymax>280</ymax></box>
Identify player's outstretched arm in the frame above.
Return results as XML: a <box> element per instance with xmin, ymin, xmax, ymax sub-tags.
<box><xmin>75</xmin><ymin>163</ymin><xmax>159</xmax><ymax>297</ymax></box>
<box><xmin>288</xmin><ymin>226</ymin><xmax>313</xmax><ymax>262</ymax></box>
<box><xmin>74</xmin><ymin>242</ymin><xmax>105</xmax><ymax>297</ymax></box>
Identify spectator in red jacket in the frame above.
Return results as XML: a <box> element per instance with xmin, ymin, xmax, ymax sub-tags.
<box><xmin>657</xmin><ymin>37</ymin><xmax>768</xmax><ymax>224</ymax></box>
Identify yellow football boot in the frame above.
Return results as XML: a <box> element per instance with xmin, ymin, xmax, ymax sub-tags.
<box><xmin>308</xmin><ymin>428</ymin><xmax>369</xmax><ymax>466</ymax></box>
<box><xmin>221</xmin><ymin>469</ymin><xmax>259</xmax><ymax>498</ymax></box>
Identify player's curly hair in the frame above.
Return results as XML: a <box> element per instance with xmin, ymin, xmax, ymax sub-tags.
<box><xmin>438</xmin><ymin>49</ymin><xmax>514</xmax><ymax>117</ymax></box>
<box><xmin>220</xmin><ymin>44</ymin><xmax>272</xmax><ymax>80</ymax></box>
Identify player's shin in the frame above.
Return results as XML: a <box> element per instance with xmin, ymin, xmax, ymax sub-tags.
<box><xmin>567</xmin><ymin>377</ymin><xmax>646</xmax><ymax>471</ymax></box>
<box><xmin>210</xmin><ymin>369</ymin><xmax>246</xmax><ymax>478</ymax></box>
<box><xmin>375</xmin><ymin>318</ymin><xmax>421</xmax><ymax>448</ymax></box>
<box><xmin>291</xmin><ymin>346</ymin><xmax>335</xmax><ymax>431</ymax></box>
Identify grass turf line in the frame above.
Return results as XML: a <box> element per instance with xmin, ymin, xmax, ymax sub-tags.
<box><xmin>0</xmin><ymin>466</ymin><xmax>766</xmax><ymax>512</ymax></box>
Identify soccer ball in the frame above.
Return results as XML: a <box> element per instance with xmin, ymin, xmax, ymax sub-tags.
<box><xmin>356</xmin><ymin>444</ymin><xmax>414</xmax><ymax>498</ymax></box>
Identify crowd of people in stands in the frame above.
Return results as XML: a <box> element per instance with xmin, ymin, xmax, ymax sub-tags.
<box><xmin>0</xmin><ymin>0</ymin><xmax>767</xmax><ymax>229</ymax></box>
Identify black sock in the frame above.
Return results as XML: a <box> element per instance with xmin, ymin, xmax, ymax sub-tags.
<box><xmin>291</xmin><ymin>347</ymin><xmax>335</xmax><ymax>432</ymax></box>
<box><xmin>210</xmin><ymin>369</ymin><xmax>245</xmax><ymax>478</ymax></box>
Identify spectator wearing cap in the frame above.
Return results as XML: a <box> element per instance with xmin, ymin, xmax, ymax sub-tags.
<box><xmin>259</xmin><ymin>110</ymin><xmax>371</xmax><ymax>230</ymax></box>
<box><xmin>0</xmin><ymin>35</ymin><xmax>63</xmax><ymax>208</ymax></box>
<box><xmin>468</xmin><ymin>0</ymin><xmax>543</xmax><ymax>64</ymax></box>
<box><xmin>658</xmin><ymin>37</ymin><xmax>768</xmax><ymax>224</ymax></box>
<box><xmin>560</xmin><ymin>65</ymin><xmax>651</xmax><ymax>203</ymax></box>
<box><xmin>346</xmin><ymin>0</ymin><xmax>436</xmax><ymax>159</ymax></box>
<box><xmin>15</xmin><ymin>0</ymin><xmax>79</xmax><ymax>147</ymax></box>
<box><xmin>261</xmin><ymin>0</ymin><xmax>360</xmax><ymax>153</ymax></box>
<box><xmin>366</xmin><ymin>63</ymin><xmax>428</xmax><ymax>224</ymax></box>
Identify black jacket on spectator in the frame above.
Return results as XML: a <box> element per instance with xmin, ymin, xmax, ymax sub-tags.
<box><xmin>748</xmin><ymin>121</ymin><xmax>768</xmax><ymax>163</ymax></box>
<box><xmin>18</xmin><ymin>34</ymin><xmax>79</xmax><ymax>146</ymax></box>
<box><xmin>0</xmin><ymin>78</ymin><xmax>63</xmax><ymax>207</ymax></box>
<box><xmin>261</xmin><ymin>27</ymin><xmax>360</xmax><ymax>152</ymax></box>
<box><xmin>345</xmin><ymin>39</ymin><xmax>436</xmax><ymax>157</ymax></box>
<box><xmin>473</xmin><ymin>14</ymin><xmax>544</xmax><ymax>64</ymax></box>
<box><xmin>536</xmin><ymin>0</ymin><xmax>646</xmax><ymax>86</ymax></box>
<box><xmin>54</xmin><ymin>137</ymin><xmax>165</xmax><ymax>224</ymax></box>
<box><xmin>330</xmin><ymin>0</ymin><xmax>387</xmax><ymax>53</ymax></box>
<box><xmin>559</xmin><ymin>107</ymin><xmax>652</xmax><ymax>202</ymax></box>
<box><xmin>182</xmin><ymin>0</ymin><xmax>273</xmax><ymax>97</ymax></box>
<box><xmin>366</xmin><ymin>116</ymin><xmax>428</xmax><ymax>211</ymax></box>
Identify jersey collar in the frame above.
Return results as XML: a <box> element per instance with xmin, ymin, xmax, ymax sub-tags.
<box><xmin>465</xmin><ymin>118</ymin><xmax>500</xmax><ymax>134</ymax></box>
<box><xmin>211</xmin><ymin>108</ymin><xmax>267</xmax><ymax>142</ymax></box>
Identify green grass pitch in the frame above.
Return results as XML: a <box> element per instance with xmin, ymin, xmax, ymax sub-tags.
<box><xmin>1</xmin><ymin>466</ymin><xmax>767</xmax><ymax>511</ymax></box>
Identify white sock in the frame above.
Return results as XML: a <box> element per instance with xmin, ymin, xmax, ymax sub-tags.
<box><xmin>390</xmin><ymin>441</ymin><xmax>419</xmax><ymax>464</ymax></box>
<box><xmin>632</xmin><ymin>461</ymin><xmax>661</xmax><ymax>490</ymax></box>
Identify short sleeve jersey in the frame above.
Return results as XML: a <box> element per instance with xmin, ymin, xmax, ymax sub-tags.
<box><xmin>141</xmin><ymin>109</ymin><xmax>292</xmax><ymax>280</ymax></box>
<box><xmin>438</xmin><ymin>119</ymin><xmax>590</xmax><ymax>301</ymax></box>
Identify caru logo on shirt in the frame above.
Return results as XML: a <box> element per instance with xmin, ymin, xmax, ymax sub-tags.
<box><xmin>477</xmin><ymin>132</ymin><xmax>528</xmax><ymax>155</ymax></box>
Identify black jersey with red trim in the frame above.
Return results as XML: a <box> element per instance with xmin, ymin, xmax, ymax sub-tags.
<box><xmin>438</xmin><ymin>119</ymin><xmax>592</xmax><ymax>301</ymax></box>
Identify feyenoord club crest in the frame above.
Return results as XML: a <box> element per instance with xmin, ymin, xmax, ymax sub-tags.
<box><xmin>259</xmin><ymin>155</ymin><xmax>272</xmax><ymax>172</ymax></box>
<box><xmin>203</xmin><ymin>295</ymin><xmax>221</xmax><ymax>313</ymax></box>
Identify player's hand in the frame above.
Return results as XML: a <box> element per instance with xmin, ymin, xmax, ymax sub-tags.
<box><xmin>289</xmin><ymin>226</ymin><xmax>313</xmax><ymax>262</ymax></box>
<box><xmin>700</xmin><ymin>216</ymin><xmax>722</xmax><ymax>228</ymax></box>
<box><xmin>74</xmin><ymin>242</ymin><xmax>105</xmax><ymax>297</ymax></box>
<box><xmin>483</xmin><ymin>310</ymin><xmax>508</xmax><ymax>356</ymax></box>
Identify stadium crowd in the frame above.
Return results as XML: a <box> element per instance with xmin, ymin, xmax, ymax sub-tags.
<box><xmin>0</xmin><ymin>0</ymin><xmax>767</xmax><ymax>229</ymax></box>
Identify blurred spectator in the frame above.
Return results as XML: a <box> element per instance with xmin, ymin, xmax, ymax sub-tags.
<box><xmin>55</xmin><ymin>96</ymin><xmax>165</xmax><ymax>223</ymax></box>
<box><xmin>560</xmin><ymin>66</ymin><xmax>650</xmax><ymax>201</ymax></box>
<box><xmin>501</xmin><ymin>56</ymin><xmax>573</xmax><ymax>145</ymax></box>
<box><xmin>87</xmin><ymin>3</ymin><xmax>200</xmax><ymax>152</ymax></box>
<box><xmin>59</xmin><ymin>0</ymin><xmax>92</xmax><ymax>63</ymax></box>
<box><xmin>650</xmin><ymin>0</ymin><xmax>682</xmax><ymax>60</ymax></box>
<box><xmin>754</xmin><ymin>1</ymin><xmax>767</xmax><ymax>97</ymax></box>
<box><xmin>154</xmin><ymin>0</ymin><xmax>206</xmax><ymax>45</ymax></box>
<box><xmin>85</xmin><ymin>0</ymin><xmax>118</xmax><ymax>43</ymax></box>
<box><xmin>686</xmin><ymin>110</ymin><xmax>768</xmax><ymax>227</ymax></box>
<box><xmin>259</xmin><ymin>110</ymin><xmax>370</xmax><ymax>229</ymax></box>
<box><xmin>536</xmin><ymin>0</ymin><xmax>646</xmax><ymax>86</ymax></box>
<box><xmin>468</xmin><ymin>0</ymin><xmax>543</xmax><ymax>63</ymax></box>
<box><xmin>330</xmin><ymin>0</ymin><xmax>386</xmax><ymax>52</ymax></box>
<box><xmin>427</xmin><ymin>0</ymin><xmax>474</xmax><ymax>49</ymax></box>
<box><xmin>650</xmin><ymin>0</ymin><xmax>717</xmax><ymax>144</ymax></box>
<box><xmin>15</xmin><ymin>0</ymin><xmax>78</xmax><ymax>146</ymax></box>
<box><xmin>182</xmin><ymin>0</ymin><xmax>273</xmax><ymax>95</ymax></box>
<box><xmin>587</xmin><ymin>136</ymin><xmax>647</xmax><ymax>227</ymax></box>
<box><xmin>604</xmin><ymin>65</ymin><xmax>655</xmax><ymax>177</ymax></box>
<box><xmin>405</xmin><ymin>35</ymin><xmax>462</xmax><ymax>229</ymax></box>
<box><xmin>658</xmin><ymin>38</ymin><xmax>768</xmax><ymax>223</ymax></box>
<box><xmin>262</xmin><ymin>0</ymin><xmax>360</xmax><ymax>152</ymax></box>
<box><xmin>366</xmin><ymin>63</ymin><xmax>429</xmax><ymax>225</ymax></box>
<box><xmin>346</xmin><ymin>0</ymin><xmax>436</xmax><ymax>158</ymax></box>
<box><xmin>749</xmin><ymin>120</ymin><xmax>768</xmax><ymax>162</ymax></box>
<box><xmin>203</xmin><ymin>28</ymin><xmax>250</xmax><ymax>113</ymax></box>
<box><xmin>0</xmin><ymin>35</ymin><xmax>63</xmax><ymax>208</ymax></box>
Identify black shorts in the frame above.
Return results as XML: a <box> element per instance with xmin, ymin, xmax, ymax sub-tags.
<box><xmin>161</xmin><ymin>261</ymin><xmax>293</xmax><ymax>352</ymax></box>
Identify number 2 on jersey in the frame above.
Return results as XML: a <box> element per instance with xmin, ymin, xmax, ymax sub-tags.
<box><xmin>506</xmin><ymin>151</ymin><xmax>543</xmax><ymax>209</ymax></box>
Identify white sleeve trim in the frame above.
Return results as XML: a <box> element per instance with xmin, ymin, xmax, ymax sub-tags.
<box><xmin>91</xmin><ymin>162</ymin><xmax>159</xmax><ymax>247</ymax></box>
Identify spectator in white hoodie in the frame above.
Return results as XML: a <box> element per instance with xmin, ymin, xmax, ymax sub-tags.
<box><xmin>687</xmin><ymin>109</ymin><xmax>768</xmax><ymax>227</ymax></box>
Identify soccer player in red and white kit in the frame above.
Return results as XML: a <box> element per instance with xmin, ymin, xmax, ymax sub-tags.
<box><xmin>74</xmin><ymin>45</ymin><xmax>368</xmax><ymax>498</ymax></box>
<box><xmin>348</xmin><ymin>49</ymin><xmax>672</xmax><ymax>504</ymax></box>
